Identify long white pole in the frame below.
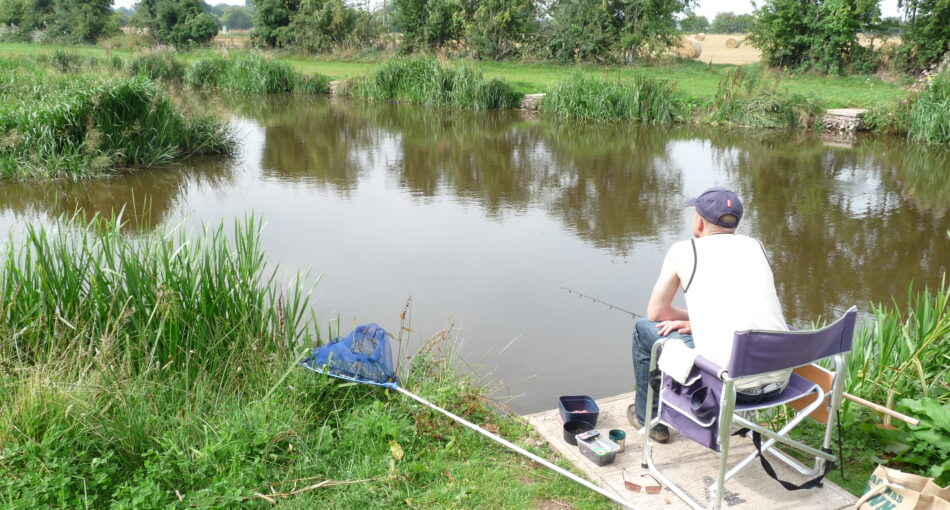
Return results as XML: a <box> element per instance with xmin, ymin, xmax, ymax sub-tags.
<box><xmin>394</xmin><ymin>386</ymin><xmax>638</xmax><ymax>510</ymax></box>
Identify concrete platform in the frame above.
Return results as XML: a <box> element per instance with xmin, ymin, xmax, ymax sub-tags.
<box><xmin>524</xmin><ymin>392</ymin><xmax>856</xmax><ymax>510</ymax></box>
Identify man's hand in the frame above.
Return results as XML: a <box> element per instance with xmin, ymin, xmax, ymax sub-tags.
<box><xmin>656</xmin><ymin>320</ymin><xmax>692</xmax><ymax>337</ymax></box>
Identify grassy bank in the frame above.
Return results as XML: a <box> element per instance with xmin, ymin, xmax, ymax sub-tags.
<box><xmin>0</xmin><ymin>215</ymin><xmax>611</xmax><ymax>509</ymax></box>
<box><xmin>0</xmin><ymin>57</ymin><xmax>234</xmax><ymax>179</ymax></box>
<box><xmin>0</xmin><ymin>42</ymin><xmax>910</xmax><ymax>108</ymax></box>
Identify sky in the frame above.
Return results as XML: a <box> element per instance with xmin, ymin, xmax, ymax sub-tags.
<box><xmin>112</xmin><ymin>0</ymin><xmax>903</xmax><ymax>21</ymax></box>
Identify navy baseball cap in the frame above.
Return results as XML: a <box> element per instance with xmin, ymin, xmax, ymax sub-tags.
<box><xmin>687</xmin><ymin>187</ymin><xmax>743</xmax><ymax>228</ymax></box>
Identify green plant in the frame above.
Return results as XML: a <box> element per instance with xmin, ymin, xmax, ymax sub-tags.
<box><xmin>861</xmin><ymin>398</ymin><xmax>950</xmax><ymax>485</ymax></box>
<box><xmin>908</xmin><ymin>73</ymin><xmax>950</xmax><ymax>145</ymax></box>
<box><xmin>896</xmin><ymin>0</ymin><xmax>950</xmax><ymax>72</ymax></box>
<box><xmin>0</xmin><ymin>61</ymin><xmax>234</xmax><ymax>179</ymax></box>
<box><xmin>710</xmin><ymin>67</ymin><xmax>824</xmax><ymax>128</ymax></box>
<box><xmin>126</xmin><ymin>50</ymin><xmax>186</xmax><ymax>82</ymax></box>
<box><xmin>353</xmin><ymin>57</ymin><xmax>522</xmax><ymax>110</ymax></box>
<box><xmin>747</xmin><ymin>0</ymin><xmax>879</xmax><ymax>74</ymax></box>
<box><xmin>185</xmin><ymin>54</ymin><xmax>230</xmax><ymax>87</ymax></box>
<box><xmin>541</xmin><ymin>72</ymin><xmax>683</xmax><ymax>123</ymax></box>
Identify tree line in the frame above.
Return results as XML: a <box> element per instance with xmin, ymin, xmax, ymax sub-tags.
<box><xmin>0</xmin><ymin>0</ymin><xmax>946</xmax><ymax>73</ymax></box>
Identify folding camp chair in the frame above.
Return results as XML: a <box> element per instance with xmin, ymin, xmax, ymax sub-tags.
<box><xmin>640</xmin><ymin>307</ymin><xmax>858</xmax><ymax>510</ymax></box>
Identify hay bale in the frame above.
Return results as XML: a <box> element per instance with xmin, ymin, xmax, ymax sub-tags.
<box><xmin>877</xmin><ymin>40</ymin><xmax>899</xmax><ymax>51</ymax></box>
<box><xmin>725</xmin><ymin>37</ymin><xmax>742</xmax><ymax>48</ymax></box>
<box><xmin>695</xmin><ymin>33</ymin><xmax>706</xmax><ymax>41</ymax></box>
<box><xmin>676</xmin><ymin>39</ymin><xmax>702</xmax><ymax>59</ymax></box>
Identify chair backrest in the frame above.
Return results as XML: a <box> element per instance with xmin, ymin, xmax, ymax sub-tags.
<box><xmin>726</xmin><ymin>307</ymin><xmax>857</xmax><ymax>378</ymax></box>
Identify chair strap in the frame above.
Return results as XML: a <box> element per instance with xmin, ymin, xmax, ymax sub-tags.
<box><xmin>733</xmin><ymin>428</ymin><xmax>833</xmax><ymax>491</ymax></box>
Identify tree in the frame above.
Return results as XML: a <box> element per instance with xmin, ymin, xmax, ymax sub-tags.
<box><xmin>543</xmin><ymin>0</ymin><xmax>692</xmax><ymax>64</ymax></box>
<box><xmin>280</xmin><ymin>0</ymin><xmax>358</xmax><ymax>51</ymax></box>
<box><xmin>709</xmin><ymin>11</ymin><xmax>753</xmax><ymax>33</ymax></box>
<box><xmin>135</xmin><ymin>0</ymin><xmax>218</xmax><ymax>46</ymax></box>
<box><xmin>0</xmin><ymin>0</ymin><xmax>116</xmax><ymax>42</ymax></box>
<box><xmin>747</xmin><ymin>0</ymin><xmax>879</xmax><ymax>74</ymax></box>
<box><xmin>250</xmin><ymin>0</ymin><xmax>296</xmax><ymax>46</ymax></box>
<box><xmin>220</xmin><ymin>5</ymin><xmax>252</xmax><ymax>29</ymax></box>
<box><xmin>898</xmin><ymin>0</ymin><xmax>950</xmax><ymax>71</ymax></box>
<box><xmin>679</xmin><ymin>10</ymin><xmax>708</xmax><ymax>32</ymax></box>
<box><xmin>393</xmin><ymin>0</ymin><xmax>467</xmax><ymax>51</ymax></box>
<box><xmin>463</xmin><ymin>0</ymin><xmax>537</xmax><ymax>59</ymax></box>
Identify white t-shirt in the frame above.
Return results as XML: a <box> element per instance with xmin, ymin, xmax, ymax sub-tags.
<box><xmin>659</xmin><ymin>233</ymin><xmax>789</xmax><ymax>390</ymax></box>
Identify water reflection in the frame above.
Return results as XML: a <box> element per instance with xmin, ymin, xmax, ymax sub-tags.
<box><xmin>1</xmin><ymin>95</ymin><xmax>947</xmax><ymax>413</ymax></box>
<box><xmin>701</xmin><ymin>129</ymin><xmax>949</xmax><ymax>320</ymax></box>
<box><xmin>0</xmin><ymin>157</ymin><xmax>235</xmax><ymax>231</ymax></box>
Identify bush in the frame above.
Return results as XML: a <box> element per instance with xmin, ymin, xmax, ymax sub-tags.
<box><xmin>352</xmin><ymin>57</ymin><xmax>522</xmax><ymax>110</ymax></box>
<box><xmin>541</xmin><ymin>72</ymin><xmax>684</xmax><ymax>124</ymax></box>
<box><xmin>747</xmin><ymin>0</ymin><xmax>879</xmax><ymax>74</ymax></box>
<box><xmin>219</xmin><ymin>53</ymin><xmax>296</xmax><ymax>93</ymax></box>
<box><xmin>294</xmin><ymin>73</ymin><xmax>331</xmax><ymax>94</ymax></box>
<box><xmin>184</xmin><ymin>53</ymin><xmax>330</xmax><ymax>94</ymax></box>
<box><xmin>710</xmin><ymin>68</ymin><xmax>824</xmax><ymax>128</ymax></box>
<box><xmin>184</xmin><ymin>55</ymin><xmax>230</xmax><ymax>88</ymax></box>
<box><xmin>126</xmin><ymin>51</ymin><xmax>186</xmax><ymax>82</ymax></box>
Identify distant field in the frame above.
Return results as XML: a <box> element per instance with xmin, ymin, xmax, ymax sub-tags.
<box><xmin>682</xmin><ymin>34</ymin><xmax>761</xmax><ymax>65</ymax></box>
<box><xmin>0</xmin><ymin>42</ymin><xmax>912</xmax><ymax>108</ymax></box>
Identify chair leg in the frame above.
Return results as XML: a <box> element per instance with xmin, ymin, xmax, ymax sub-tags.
<box><xmin>641</xmin><ymin>338</ymin><xmax>665</xmax><ymax>468</ymax></box>
<box><xmin>709</xmin><ymin>380</ymin><xmax>736</xmax><ymax>510</ymax></box>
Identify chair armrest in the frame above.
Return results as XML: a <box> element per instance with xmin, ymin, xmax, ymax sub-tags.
<box><xmin>694</xmin><ymin>355</ymin><xmax>727</xmax><ymax>380</ymax></box>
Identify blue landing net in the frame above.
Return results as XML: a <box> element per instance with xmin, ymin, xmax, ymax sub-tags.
<box><xmin>300</xmin><ymin>323</ymin><xmax>398</xmax><ymax>389</ymax></box>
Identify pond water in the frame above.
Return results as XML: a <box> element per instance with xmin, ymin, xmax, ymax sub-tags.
<box><xmin>1</xmin><ymin>95</ymin><xmax>947</xmax><ymax>413</ymax></box>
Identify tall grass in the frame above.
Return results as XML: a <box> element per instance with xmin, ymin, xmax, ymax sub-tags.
<box><xmin>908</xmin><ymin>73</ymin><xmax>950</xmax><ymax>145</ymax></box>
<box><xmin>0</xmin><ymin>215</ymin><xmax>612</xmax><ymax>509</ymax></box>
<box><xmin>0</xmin><ymin>61</ymin><xmax>235</xmax><ymax>179</ymax></box>
<box><xmin>710</xmin><ymin>68</ymin><xmax>825</xmax><ymax>129</ymax></box>
<box><xmin>186</xmin><ymin>53</ymin><xmax>331</xmax><ymax>94</ymax></box>
<box><xmin>352</xmin><ymin>57</ymin><xmax>523</xmax><ymax>110</ymax></box>
<box><xmin>541</xmin><ymin>72</ymin><xmax>684</xmax><ymax>124</ymax></box>
<box><xmin>125</xmin><ymin>50</ymin><xmax>186</xmax><ymax>83</ymax></box>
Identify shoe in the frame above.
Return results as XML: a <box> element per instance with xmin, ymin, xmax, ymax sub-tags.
<box><xmin>627</xmin><ymin>404</ymin><xmax>670</xmax><ymax>443</ymax></box>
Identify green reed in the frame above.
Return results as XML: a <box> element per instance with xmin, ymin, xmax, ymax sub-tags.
<box><xmin>125</xmin><ymin>50</ymin><xmax>186</xmax><ymax>83</ymax></box>
<box><xmin>845</xmin><ymin>275</ymin><xmax>950</xmax><ymax>418</ymax></box>
<box><xmin>352</xmin><ymin>57</ymin><xmax>522</xmax><ymax>110</ymax></box>
<box><xmin>710</xmin><ymin>68</ymin><xmax>824</xmax><ymax>129</ymax></box>
<box><xmin>0</xmin><ymin>215</ymin><xmax>311</xmax><ymax>370</ymax></box>
<box><xmin>186</xmin><ymin>53</ymin><xmax>330</xmax><ymax>94</ymax></box>
<box><xmin>540</xmin><ymin>72</ymin><xmax>684</xmax><ymax>124</ymax></box>
<box><xmin>0</xmin><ymin>61</ymin><xmax>235</xmax><ymax>179</ymax></box>
<box><xmin>908</xmin><ymin>73</ymin><xmax>950</xmax><ymax>145</ymax></box>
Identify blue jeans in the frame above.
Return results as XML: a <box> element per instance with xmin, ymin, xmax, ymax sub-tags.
<box><xmin>632</xmin><ymin>318</ymin><xmax>694</xmax><ymax>430</ymax></box>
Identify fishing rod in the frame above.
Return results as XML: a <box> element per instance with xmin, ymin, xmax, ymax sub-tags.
<box><xmin>559</xmin><ymin>286</ymin><xmax>920</xmax><ymax>426</ymax></box>
<box><xmin>560</xmin><ymin>286</ymin><xmax>641</xmax><ymax>318</ymax></box>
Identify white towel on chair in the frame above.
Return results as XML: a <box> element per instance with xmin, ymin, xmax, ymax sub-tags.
<box><xmin>658</xmin><ymin>338</ymin><xmax>699</xmax><ymax>384</ymax></box>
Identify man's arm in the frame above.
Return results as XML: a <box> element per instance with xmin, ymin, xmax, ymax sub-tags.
<box><xmin>647</xmin><ymin>245</ymin><xmax>690</xmax><ymax>323</ymax></box>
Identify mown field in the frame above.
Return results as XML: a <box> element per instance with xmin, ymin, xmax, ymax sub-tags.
<box><xmin>0</xmin><ymin>42</ymin><xmax>912</xmax><ymax>108</ymax></box>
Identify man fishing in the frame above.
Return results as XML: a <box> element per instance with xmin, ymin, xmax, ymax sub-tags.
<box><xmin>628</xmin><ymin>187</ymin><xmax>789</xmax><ymax>443</ymax></box>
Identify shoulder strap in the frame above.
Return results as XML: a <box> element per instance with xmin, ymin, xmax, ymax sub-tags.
<box><xmin>684</xmin><ymin>239</ymin><xmax>697</xmax><ymax>293</ymax></box>
<box><xmin>756</xmin><ymin>239</ymin><xmax>773</xmax><ymax>268</ymax></box>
